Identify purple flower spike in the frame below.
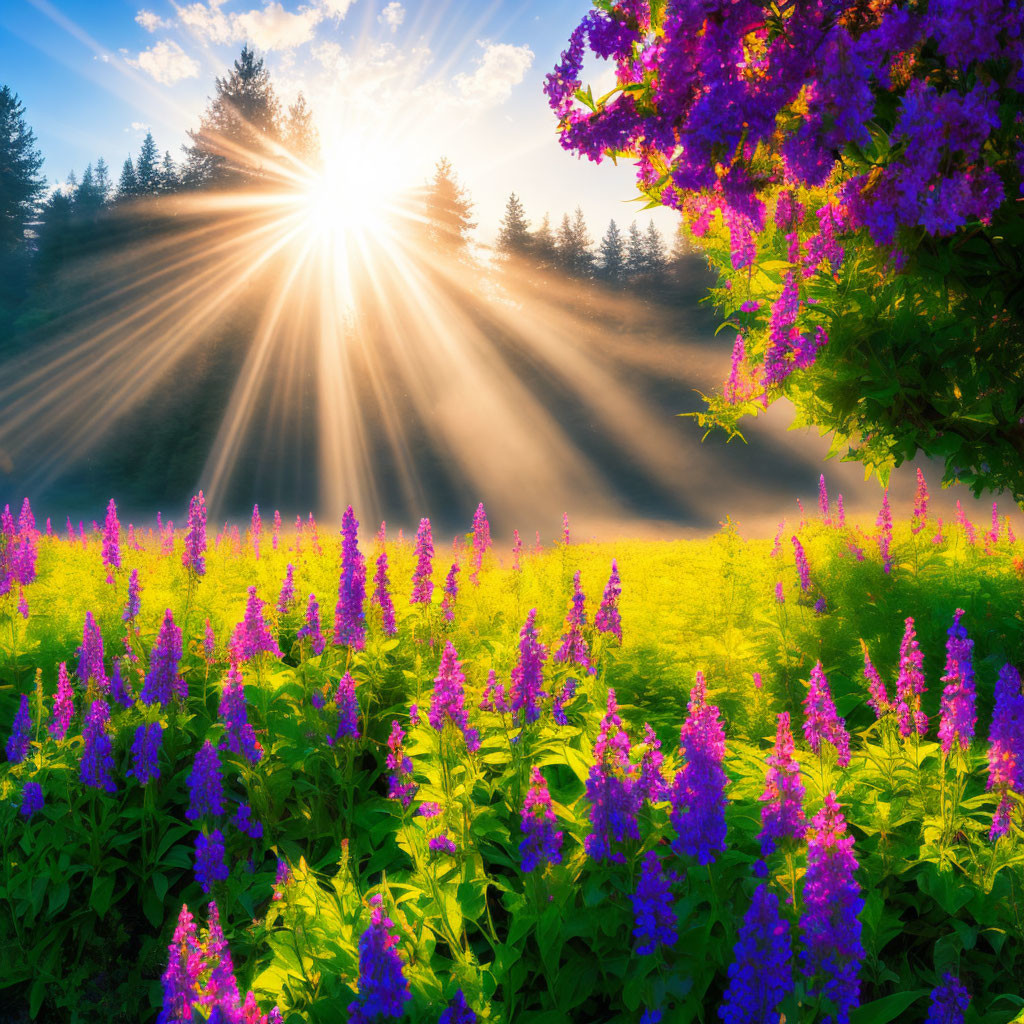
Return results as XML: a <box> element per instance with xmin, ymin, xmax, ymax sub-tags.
<box><xmin>818</xmin><ymin>474</ymin><xmax>830</xmax><ymax>525</ymax></box>
<box><xmin>428</xmin><ymin>834</ymin><xmax>457</xmax><ymax>855</ymax></box>
<box><xmin>102</xmin><ymin>499</ymin><xmax>121</xmax><ymax>575</ymax></box>
<box><xmin>232</xmin><ymin>803</ymin><xmax>264</xmax><ymax>840</ymax></box>
<box><xmin>347</xmin><ymin>894</ymin><xmax>411</xmax><ymax>1024</ymax></box>
<box><xmin>334</xmin><ymin>506</ymin><xmax>367</xmax><ymax>650</ymax></box>
<box><xmin>441</xmin><ymin>560</ymin><xmax>460</xmax><ymax>622</ymax></box>
<box><xmin>800</xmin><ymin>793</ymin><xmax>864</xmax><ymax>1024</ymax></box>
<box><xmin>410</xmin><ymin>518</ymin><xmax>434</xmax><ymax>604</ymax></box>
<box><xmin>552</xmin><ymin>677</ymin><xmax>577</xmax><ymax>726</ymax></box>
<box><xmin>277</xmin><ymin>564</ymin><xmax>295</xmax><ymax>614</ymax></box>
<box><xmin>987</xmin><ymin>663</ymin><xmax>1024</xmax><ymax>839</ymax></box>
<box><xmin>861</xmin><ymin>641</ymin><xmax>891</xmax><ymax>719</ymax></box>
<box><xmin>637</xmin><ymin>724</ymin><xmax>669</xmax><ymax>804</ymax></box>
<box><xmin>298</xmin><ymin>593</ymin><xmax>326</xmax><ymax>655</ymax></box>
<box><xmin>938</xmin><ymin>609</ymin><xmax>977</xmax><ymax>756</ymax></box>
<box><xmin>895</xmin><ymin>618</ymin><xmax>928</xmax><ymax>738</ymax></box>
<box><xmin>439</xmin><ymin>990</ymin><xmax>477</xmax><ymax>1024</ymax></box>
<box><xmin>49</xmin><ymin>663</ymin><xmax>75</xmax><ymax>742</ymax></box>
<box><xmin>469</xmin><ymin>503</ymin><xmax>491</xmax><ymax>586</ymax></box>
<box><xmin>219</xmin><ymin>663</ymin><xmax>263</xmax><ymax>764</ymax></box>
<box><xmin>631</xmin><ymin>849</ymin><xmax>678</xmax><ymax>955</ymax></box>
<box><xmin>803</xmin><ymin>662</ymin><xmax>851</xmax><ymax>768</ymax></box>
<box><xmin>555</xmin><ymin>570</ymin><xmax>594</xmax><ymax>673</ymax></box>
<box><xmin>584</xmin><ymin>688</ymin><xmax>641</xmax><ymax>863</ymax></box>
<box><xmin>128</xmin><ymin>722</ymin><xmax>163</xmax><ymax>784</ymax></box>
<box><xmin>511</xmin><ymin>610</ymin><xmax>548</xmax><ymax>727</ymax></box>
<box><xmin>204</xmin><ymin>619</ymin><xmax>216</xmax><ymax>662</ymax></box>
<box><xmin>110</xmin><ymin>658</ymin><xmax>135</xmax><ymax>709</ymax></box>
<box><xmin>123</xmin><ymin>568</ymin><xmax>141</xmax><ymax>623</ymax></box>
<box><xmin>386</xmin><ymin>721</ymin><xmax>417</xmax><ymax>807</ymax></box>
<box><xmin>481</xmin><ymin>669</ymin><xmax>511</xmax><ymax>715</ymax></box>
<box><xmin>791</xmin><ymin>536</ymin><xmax>810</xmax><ymax>591</ymax></box>
<box><xmin>6</xmin><ymin>694</ymin><xmax>32</xmax><ymax>764</ymax></box>
<box><xmin>182</xmin><ymin>492</ymin><xmax>207</xmax><ymax>576</ymax></box>
<box><xmin>512</xmin><ymin>530</ymin><xmax>523</xmax><ymax>572</ymax></box>
<box><xmin>594</xmin><ymin>560</ymin><xmax>622</xmax><ymax>642</ymax></box>
<box><xmin>20</xmin><ymin>780</ymin><xmax>44</xmax><ymax>818</ymax></box>
<box><xmin>141</xmin><ymin>609</ymin><xmax>184</xmax><ymax>706</ymax></box>
<box><xmin>925</xmin><ymin>974</ymin><xmax>970</xmax><ymax>1024</ymax></box>
<box><xmin>186</xmin><ymin>740</ymin><xmax>225</xmax><ymax>820</ymax></box>
<box><xmin>251</xmin><ymin>504</ymin><xmax>262</xmax><ymax>560</ymax></box>
<box><xmin>875</xmin><ymin>490</ymin><xmax>894</xmax><ymax>572</ymax></box>
<box><xmin>230</xmin><ymin>587</ymin><xmax>282</xmax><ymax>663</ymax></box>
<box><xmin>670</xmin><ymin>672</ymin><xmax>728</xmax><ymax>864</ymax></box>
<box><xmin>77</xmin><ymin>611</ymin><xmax>108</xmax><ymax>692</ymax></box>
<box><xmin>759</xmin><ymin>712</ymin><xmax>807</xmax><ymax>862</ymax></box>
<box><xmin>428</xmin><ymin>642</ymin><xmax>478</xmax><ymax>751</ymax></box>
<box><xmin>912</xmin><ymin>469</ymin><xmax>929</xmax><ymax>534</ymax></box>
<box><xmin>373</xmin><ymin>550</ymin><xmax>397</xmax><ymax>636</ymax></box>
<box><xmin>719</xmin><ymin>885</ymin><xmax>793</xmax><ymax>1024</ymax></box>
<box><xmin>329</xmin><ymin>672</ymin><xmax>360</xmax><ymax>744</ymax></box>
<box><xmin>520</xmin><ymin>766</ymin><xmax>563</xmax><ymax>872</ymax></box>
<box><xmin>194</xmin><ymin>831</ymin><xmax>229</xmax><ymax>894</ymax></box>
<box><xmin>80</xmin><ymin>699</ymin><xmax>116</xmax><ymax>793</ymax></box>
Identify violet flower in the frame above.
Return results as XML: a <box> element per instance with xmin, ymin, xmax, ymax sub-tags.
<box><xmin>594</xmin><ymin>560</ymin><xmax>622</xmax><ymax>642</ymax></box>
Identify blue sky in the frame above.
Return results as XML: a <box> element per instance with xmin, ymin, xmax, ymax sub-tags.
<box><xmin>1</xmin><ymin>0</ymin><xmax>680</xmax><ymax>243</ymax></box>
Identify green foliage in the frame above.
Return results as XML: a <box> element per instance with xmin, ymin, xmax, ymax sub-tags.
<box><xmin>1</xmin><ymin>508</ymin><xmax>1023</xmax><ymax>1021</ymax></box>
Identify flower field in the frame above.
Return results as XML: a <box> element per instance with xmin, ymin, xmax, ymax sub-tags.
<box><xmin>2</xmin><ymin>483</ymin><xmax>1024</xmax><ymax>1024</ymax></box>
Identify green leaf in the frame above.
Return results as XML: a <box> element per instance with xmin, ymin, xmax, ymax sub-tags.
<box><xmin>90</xmin><ymin>874</ymin><xmax>115</xmax><ymax>919</ymax></box>
<box><xmin>849</xmin><ymin>989</ymin><xmax>930</xmax><ymax>1024</ymax></box>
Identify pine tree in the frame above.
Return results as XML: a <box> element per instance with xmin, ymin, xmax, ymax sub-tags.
<box><xmin>597</xmin><ymin>219</ymin><xmax>624</xmax><ymax>283</ymax></box>
<box><xmin>117</xmin><ymin>157</ymin><xmax>139</xmax><ymax>200</ymax></box>
<box><xmin>160</xmin><ymin>151</ymin><xmax>178</xmax><ymax>192</ymax></box>
<box><xmin>74</xmin><ymin>164</ymin><xmax>106</xmax><ymax>215</ymax></box>
<box><xmin>283</xmin><ymin>92</ymin><xmax>319</xmax><ymax>165</ymax></box>
<box><xmin>624</xmin><ymin>221</ymin><xmax>647</xmax><ymax>278</ymax></box>
<box><xmin>136</xmin><ymin>131</ymin><xmax>160</xmax><ymax>194</ymax></box>
<box><xmin>0</xmin><ymin>86</ymin><xmax>46</xmax><ymax>253</ymax></box>
<box><xmin>643</xmin><ymin>221</ymin><xmax>667</xmax><ymax>278</ymax></box>
<box><xmin>496</xmin><ymin>192</ymin><xmax>530</xmax><ymax>260</ymax></box>
<box><xmin>93</xmin><ymin>158</ymin><xmax>112</xmax><ymax>205</ymax></box>
<box><xmin>556</xmin><ymin>206</ymin><xmax>594</xmax><ymax>277</ymax></box>
<box><xmin>183</xmin><ymin>45</ymin><xmax>283</xmax><ymax>188</ymax></box>
<box><xmin>423</xmin><ymin>157</ymin><xmax>475</xmax><ymax>256</ymax></box>
<box><xmin>532</xmin><ymin>212</ymin><xmax>556</xmax><ymax>269</ymax></box>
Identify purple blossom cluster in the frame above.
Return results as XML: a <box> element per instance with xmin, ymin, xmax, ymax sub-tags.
<box><xmin>440</xmin><ymin>560</ymin><xmax>460</xmax><ymax>622</ymax></box>
<box><xmin>102</xmin><ymin>499</ymin><xmax>121</xmax><ymax>578</ymax></box>
<box><xmin>410</xmin><ymin>518</ymin><xmax>434</xmax><ymax>604</ymax></box>
<box><xmin>334</xmin><ymin>506</ymin><xmax>367</xmax><ymax>650</ymax></box>
<box><xmin>193</xmin><ymin>831</ymin><xmax>229</xmax><ymax>893</ymax></box>
<box><xmin>631</xmin><ymin>849</ymin><xmax>678</xmax><ymax>955</ymax></box>
<box><xmin>347</xmin><ymin>894</ymin><xmax>411</xmax><ymax>1024</ymax></box>
<box><xmin>20</xmin><ymin>780</ymin><xmax>44</xmax><ymax>819</ymax></box>
<box><xmin>800</xmin><ymin>793</ymin><xmax>864</xmax><ymax>1024</ymax></box>
<box><xmin>141</xmin><ymin>609</ymin><xmax>185</xmax><ymax>706</ymax></box>
<box><xmin>637</xmin><ymin>724</ymin><xmax>668</xmax><ymax>804</ymax></box>
<box><xmin>987</xmin><ymin>664</ymin><xmax>1024</xmax><ymax>839</ymax></box>
<box><xmin>554</xmin><ymin>570</ymin><xmax>594</xmax><ymax>673</ymax></box>
<box><xmin>585</xmin><ymin>688</ymin><xmax>641</xmax><ymax>863</ymax></box>
<box><xmin>186</xmin><ymin>740</ymin><xmax>225</xmax><ymax>820</ymax></box>
<box><xmin>862</xmin><ymin>642</ymin><xmax>891</xmax><ymax>719</ymax></box>
<box><xmin>80</xmin><ymin>699</ymin><xmax>116</xmax><ymax>793</ymax></box>
<box><xmin>6</xmin><ymin>694</ymin><xmax>32</xmax><ymax>764</ymax></box>
<box><xmin>230</xmin><ymin>587</ymin><xmax>281</xmax><ymax>663</ymax></box>
<box><xmin>876</xmin><ymin>491</ymin><xmax>894</xmax><ymax>573</ymax></box>
<box><xmin>386</xmin><ymin>720</ymin><xmax>417</xmax><ymax>808</ymax></box>
<box><xmin>123</xmin><ymin>568</ymin><xmax>141</xmax><ymax>623</ymax></box>
<box><xmin>49</xmin><ymin>663</ymin><xmax>74</xmax><ymax>742</ymax></box>
<box><xmin>182</xmin><ymin>492</ymin><xmax>207</xmax><ymax>576</ymax></box>
<box><xmin>925</xmin><ymin>973</ymin><xmax>970</xmax><ymax>1024</ymax></box>
<box><xmin>76</xmin><ymin>610</ymin><xmax>108</xmax><ymax>691</ymax></box>
<box><xmin>480</xmin><ymin>669</ymin><xmax>511</xmax><ymax>715</ymax></box>
<box><xmin>912</xmin><ymin>469</ymin><xmax>930</xmax><ymax>534</ymax></box>
<box><xmin>373</xmin><ymin>550</ymin><xmax>397</xmax><ymax>636</ymax></box>
<box><xmin>938</xmin><ymin>610</ymin><xmax>977</xmax><ymax>756</ymax></box>
<box><xmin>758</xmin><ymin>712</ymin><xmax>807</xmax><ymax>864</ymax></box>
<box><xmin>519</xmin><ymin>766</ymin><xmax>563</xmax><ymax>873</ymax></box>
<box><xmin>128</xmin><ymin>722</ymin><xmax>162</xmax><ymax>785</ymax></box>
<box><xmin>551</xmin><ymin>677</ymin><xmax>577</xmax><ymax>727</ymax></box>
<box><xmin>719</xmin><ymin>885</ymin><xmax>793</xmax><ymax>1024</ymax></box>
<box><xmin>671</xmin><ymin>672</ymin><xmax>728</xmax><ymax>864</ymax></box>
<box><xmin>510</xmin><ymin>609</ymin><xmax>548</xmax><ymax>727</ymax></box>
<box><xmin>298</xmin><ymin>593</ymin><xmax>326</xmax><ymax>655</ymax></box>
<box><xmin>439</xmin><ymin>990</ymin><xmax>477</xmax><ymax>1024</ymax></box>
<box><xmin>251</xmin><ymin>504</ymin><xmax>262</xmax><ymax>560</ymax></box>
<box><xmin>791</xmin><ymin>537</ymin><xmax>810</xmax><ymax>592</ymax></box>
<box><xmin>428</xmin><ymin>642</ymin><xmax>479</xmax><ymax>752</ymax></box>
<box><xmin>469</xmin><ymin>502</ymin><xmax>490</xmax><ymax>586</ymax></box>
<box><xmin>219</xmin><ymin>663</ymin><xmax>262</xmax><ymax>764</ymax></box>
<box><xmin>329</xmin><ymin>672</ymin><xmax>360</xmax><ymax>744</ymax></box>
<box><xmin>276</xmin><ymin>564</ymin><xmax>295</xmax><ymax>614</ymax></box>
<box><xmin>803</xmin><ymin>662</ymin><xmax>851</xmax><ymax>768</ymax></box>
<box><xmin>895</xmin><ymin>618</ymin><xmax>928</xmax><ymax>738</ymax></box>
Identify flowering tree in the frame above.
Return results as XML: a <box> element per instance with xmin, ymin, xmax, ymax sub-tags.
<box><xmin>547</xmin><ymin>1</ymin><xmax>1024</xmax><ymax>504</ymax></box>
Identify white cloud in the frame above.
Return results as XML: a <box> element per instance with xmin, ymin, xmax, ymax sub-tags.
<box><xmin>130</xmin><ymin>121</ymin><xmax>151</xmax><ymax>131</ymax></box>
<box><xmin>452</xmin><ymin>41</ymin><xmax>533</xmax><ymax>107</ymax></box>
<box><xmin>178</xmin><ymin>0</ymin><xmax>236</xmax><ymax>44</ymax></box>
<box><xmin>127</xmin><ymin>39</ymin><xmax>201</xmax><ymax>84</ymax></box>
<box><xmin>378</xmin><ymin>2</ymin><xmax>404</xmax><ymax>31</ymax></box>
<box><xmin>136</xmin><ymin>9</ymin><xmax>172</xmax><ymax>31</ymax></box>
<box><xmin>318</xmin><ymin>0</ymin><xmax>356</xmax><ymax>17</ymax></box>
<box><xmin>234</xmin><ymin>2</ymin><xmax>324</xmax><ymax>50</ymax></box>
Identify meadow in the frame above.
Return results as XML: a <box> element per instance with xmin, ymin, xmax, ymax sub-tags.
<box><xmin>1</xmin><ymin>484</ymin><xmax>1023</xmax><ymax>1024</ymax></box>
